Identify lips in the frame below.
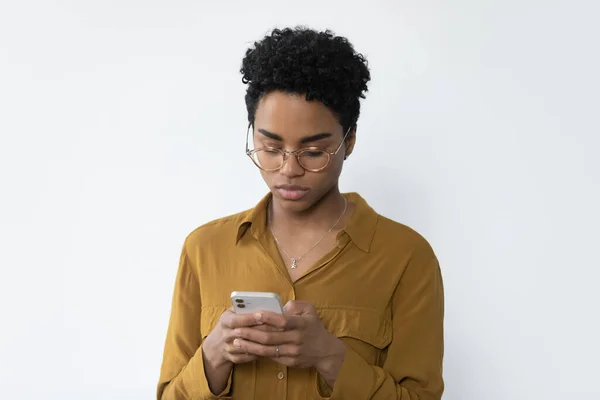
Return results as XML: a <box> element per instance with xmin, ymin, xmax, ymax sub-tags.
<box><xmin>275</xmin><ymin>185</ymin><xmax>310</xmax><ymax>201</ymax></box>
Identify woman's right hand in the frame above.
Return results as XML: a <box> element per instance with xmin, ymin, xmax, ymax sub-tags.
<box><xmin>203</xmin><ymin>308</ymin><xmax>264</xmax><ymax>367</ymax></box>
<box><xmin>202</xmin><ymin>308</ymin><xmax>284</xmax><ymax>394</ymax></box>
<box><xmin>202</xmin><ymin>308</ymin><xmax>268</xmax><ymax>394</ymax></box>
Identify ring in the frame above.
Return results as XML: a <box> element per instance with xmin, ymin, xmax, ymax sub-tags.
<box><xmin>275</xmin><ymin>344</ymin><xmax>280</xmax><ymax>357</ymax></box>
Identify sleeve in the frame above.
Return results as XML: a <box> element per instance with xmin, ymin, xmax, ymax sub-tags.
<box><xmin>157</xmin><ymin>240</ymin><xmax>233</xmax><ymax>400</ymax></box>
<box><xmin>330</xmin><ymin>242</ymin><xmax>445</xmax><ymax>400</ymax></box>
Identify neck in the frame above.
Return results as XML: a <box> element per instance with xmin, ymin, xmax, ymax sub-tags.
<box><xmin>269</xmin><ymin>186</ymin><xmax>346</xmax><ymax>233</ymax></box>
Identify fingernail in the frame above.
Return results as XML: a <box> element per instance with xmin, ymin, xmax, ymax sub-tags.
<box><xmin>255</xmin><ymin>313</ymin><xmax>262</xmax><ymax>322</ymax></box>
<box><xmin>233</xmin><ymin>339</ymin><xmax>241</xmax><ymax>348</ymax></box>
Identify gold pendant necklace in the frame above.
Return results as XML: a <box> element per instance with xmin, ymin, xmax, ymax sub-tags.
<box><xmin>269</xmin><ymin>197</ymin><xmax>348</xmax><ymax>269</ymax></box>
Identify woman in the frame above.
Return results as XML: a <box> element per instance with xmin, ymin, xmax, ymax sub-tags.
<box><xmin>157</xmin><ymin>27</ymin><xmax>444</xmax><ymax>400</ymax></box>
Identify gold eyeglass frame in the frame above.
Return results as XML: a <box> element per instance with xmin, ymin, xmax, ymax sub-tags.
<box><xmin>245</xmin><ymin>123</ymin><xmax>352</xmax><ymax>172</ymax></box>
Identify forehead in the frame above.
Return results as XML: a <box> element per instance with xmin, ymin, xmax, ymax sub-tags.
<box><xmin>254</xmin><ymin>91</ymin><xmax>341</xmax><ymax>137</ymax></box>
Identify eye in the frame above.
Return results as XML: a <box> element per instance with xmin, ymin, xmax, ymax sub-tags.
<box><xmin>263</xmin><ymin>148</ymin><xmax>281</xmax><ymax>155</ymax></box>
<box><xmin>303</xmin><ymin>150</ymin><xmax>326</xmax><ymax>158</ymax></box>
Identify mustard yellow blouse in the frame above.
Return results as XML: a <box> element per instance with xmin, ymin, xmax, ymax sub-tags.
<box><xmin>157</xmin><ymin>192</ymin><xmax>444</xmax><ymax>399</ymax></box>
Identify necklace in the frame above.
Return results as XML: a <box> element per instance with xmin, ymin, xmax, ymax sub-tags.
<box><xmin>268</xmin><ymin>197</ymin><xmax>348</xmax><ymax>269</ymax></box>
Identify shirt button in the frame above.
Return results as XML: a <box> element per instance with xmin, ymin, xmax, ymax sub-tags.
<box><xmin>277</xmin><ymin>371</ymin><xmax>285</xmax><ymax>380</ymax></box>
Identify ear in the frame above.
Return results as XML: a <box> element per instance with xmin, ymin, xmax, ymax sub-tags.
<box><xmin>344</xmin><ymin>127</ymin><xmax>357</xmax><ymax>160</ymax></box>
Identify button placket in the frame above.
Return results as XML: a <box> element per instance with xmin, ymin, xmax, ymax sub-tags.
<box><xmin>276</xmin><ymin>365</ymin><xmax>288</xmax><ymax>398</ymax></box>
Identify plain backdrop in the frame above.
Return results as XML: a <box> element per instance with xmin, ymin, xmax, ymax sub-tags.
<box><xmin>1</xmin><ymin>1</ymin><xmax>599</xmax><ymax>399</ymax></box>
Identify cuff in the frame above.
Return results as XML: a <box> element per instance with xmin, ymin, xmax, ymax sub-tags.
<box><xmin>158</xmin><ymin>344</ymin><xmax>233</xmax><ymax>400</ymax></box>
<box><xmin>330</xmin><ymin>345</ymin><xmax>378</xmax><ymax>400</ymax></box>
<box><xmin>199</xmin><ymin>346</ymin><xmax>233</xmax><ymax>398</ymax></box>
<box><xmin>316</xmin><ymin>371</ymin><xmax>333</xmax><ymax>398</ymax></box>
<box><xmin>207</xmin><ymin>374</ymin><xmax>232</xmax><ymax>398</ymax></box>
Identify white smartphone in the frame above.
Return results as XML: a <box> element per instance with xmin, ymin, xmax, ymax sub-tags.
<box><xmin>231</xmin><ymin>291</ymin><xmax>284</xmax><ymax>315</ymax></box>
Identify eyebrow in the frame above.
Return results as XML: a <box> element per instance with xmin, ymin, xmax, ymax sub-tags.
<box><xmin>258</xmin><ymin>129</ymin><xmax>333</xmax><ymax>144</ymax></box>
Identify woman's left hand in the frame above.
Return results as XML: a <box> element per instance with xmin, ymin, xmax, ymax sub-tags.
<box><xmin>232</xmin><ymin>300</ymin><xmax>346</xmax><ymax>380</ymax></box>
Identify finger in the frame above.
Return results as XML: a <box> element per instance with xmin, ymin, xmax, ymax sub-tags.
<box><xmin>224</xmin><ymin>344</ymin><xmax>258</xmax><ymax>364</ymax></box>
<box><xmin>252</xmin><ymin>323</ymin><xmax>284</xmax><ymax>333</ymax></box>
<box><xmin>234</xmin><ymin>327</ymin><xmax>298</xmax><ymax>345</ymax></box>
<box><xmin>224</xmin><ymin>342</ymin><xmax>263</xmax><ymax>366</ymax></box>
<box><xmin>283</xmin><ymin>300</ymin><xmax>316</xmax><ymax>316</ymax></box>
<box><xmin>233</xmin><ymin>338</ymin><xmax>277</xmax><ymax>358</ymax></box>
<box><xmin>222</xmin><ymin>311</ymin><xmax>263</xmax><ymax>330</ymax></box>
<box><xmin>269</xmin><ymin>355</ymin><xmax>300</xmax><ymax>368</ymax></box>
<box><xmin>228</xmin><ymin>354</ymin><xmax>257</xmax><ymax>364</ymax></box>
<box><xmin>255</xmin><ymin>311</ymin><xmax>290</xmax><ymax>330</ymax></box>
<box><xmin>224</xmin><ymin>341</ymin><xmax>253</xmax><ymax>356</ymax></box>
<box><xmin>266</xmin><ymin>345</ymin><xmax>302</xmax><ymax>367</ymax></box>
<box><xmin>267</xmin><ymin>314</ymin><xmax>304</xmax><ymax>331</ymax></box>
<box><xmin>222</xmin><ymin>322</ymin><xmax>285</xmax><ymax>345</ymax></box>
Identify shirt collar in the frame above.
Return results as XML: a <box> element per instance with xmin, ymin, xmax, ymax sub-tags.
<box><xmin>235</xmin><ymin>192</ymin><xmax>378</xmax><ymax>252</ymax></box>
<box><xmin>235</xmin><ymin>193</ymin><xmax>271</xmax><ymax>243</ymax></box>
<box><xmin>343</xmin><ymin>192</ymin><xmax>378</xmax><ymax>252</ymax></box>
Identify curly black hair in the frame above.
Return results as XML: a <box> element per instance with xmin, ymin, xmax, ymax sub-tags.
<box><xmin>240</xmin><ymin>27</ymin><xmax>371</xmax><ymax>133</ymax></box>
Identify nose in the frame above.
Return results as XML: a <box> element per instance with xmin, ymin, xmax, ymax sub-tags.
<box><xmin>279</xmin><ymin>151</ymin><xmax>305</xmax><ymax>178</ymax></box>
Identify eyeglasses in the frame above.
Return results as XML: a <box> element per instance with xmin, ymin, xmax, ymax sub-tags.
<box><xmin>245</xmin><ymin>124</ymin><xmax>352</xmax><ymax>172</ymax></box>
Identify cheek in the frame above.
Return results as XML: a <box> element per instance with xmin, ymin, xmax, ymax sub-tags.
<box><xmin>326</xmin><ymin>158</ymin><xmax>345</xmax><ymax>179</ymax></box>
<box><xmin>310</xmin><ymin>160</ymin><xmax>344</xmax><ymax>186</ymax></box>
<box><xmin>259</xmin><ymin>170</ymin><xmax>272</xmax><ymax>184</ymax></box>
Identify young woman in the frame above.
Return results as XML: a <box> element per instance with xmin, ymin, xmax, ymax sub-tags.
<box><xmin>158</xmin><ymin>27</ymin><xmax>444</xmax><ymax>400</ymax></box>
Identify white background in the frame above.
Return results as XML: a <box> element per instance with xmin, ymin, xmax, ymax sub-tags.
<box><xmin>1</xmin><ymin>1</ymin><xmax>599</xmax><ymax>399</ymax></box>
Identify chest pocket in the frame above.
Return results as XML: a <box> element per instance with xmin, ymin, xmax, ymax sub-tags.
<box><xmin>317</xmin><ymin>307</ymin><xmax>392</xmax><ymax>366</ymax></box>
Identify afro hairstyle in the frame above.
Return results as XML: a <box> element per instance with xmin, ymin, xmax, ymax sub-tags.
<box><xmin>240</xmin><ymin>27</ymin><xmax>371</xmax><ymax>133</ymax></box>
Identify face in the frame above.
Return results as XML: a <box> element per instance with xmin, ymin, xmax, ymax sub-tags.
<box><xmin>251</xmin><ymin>91</ymin><xmax>355</xmax><ymax>212</ymax></box>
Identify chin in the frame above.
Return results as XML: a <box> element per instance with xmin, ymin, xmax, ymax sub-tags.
<box><xmin>271</xmin><ymin>190</ymin><xmax>315</xmax><ymax>212</ymax></box>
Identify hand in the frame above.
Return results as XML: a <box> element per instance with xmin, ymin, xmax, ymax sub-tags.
<box><xmin>202</xmin><ymin>308</ymin><xmax>282</xmax><ymax>395</ymax></box>
<box><xmin>203</xmin><ymin>308</ymin><xmax>281</xmax><ymax>368</ymax></box>
<box><xmin>231</xmin><ymin>301</ymin><xmax>346</xmax><ymax>383</ymax></box>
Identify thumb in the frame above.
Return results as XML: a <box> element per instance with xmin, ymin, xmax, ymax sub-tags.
<box><xmin>283</xmin><ymin>300</ymin><xmax>315</xmax><ymax>316</ymax></box>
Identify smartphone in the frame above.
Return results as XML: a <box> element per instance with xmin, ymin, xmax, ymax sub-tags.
<box><xmin>231</xmin><ymin>291</ymin><xmax>284</xmax><ymax>315</ymax></box>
